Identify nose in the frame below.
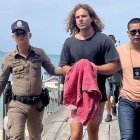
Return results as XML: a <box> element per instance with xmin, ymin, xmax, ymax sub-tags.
<box><xmin>136</xmin><ymin>32</ymin><xmax>140</xmax><ymax>35</ymax></box>
<box><xmin>79</xmin><ymin>16</ymin><xmax>83</xmax><ymax>21</ymax></box>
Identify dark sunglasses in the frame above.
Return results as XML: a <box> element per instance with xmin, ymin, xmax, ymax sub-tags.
<box><xmin>129</xmin><ymin>29</ymin><xmax>140</xmax><ymax>36</ymax></box>
<box><xmin>14</xmin><ymin>30</ymin><xmax>27</xmax><ymax>36</ymax></box>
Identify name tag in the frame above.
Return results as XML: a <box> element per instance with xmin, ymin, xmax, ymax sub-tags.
<box><xmin>133</xmin><ymin>67</ymin><xmax>140</xmax><ymax>79</ymax></box>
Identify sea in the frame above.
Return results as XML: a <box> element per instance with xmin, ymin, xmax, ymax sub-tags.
<box><xmin>0</xmin><ymin>51</ymin><xmax>60</xmax><ymax>128</ymax></box>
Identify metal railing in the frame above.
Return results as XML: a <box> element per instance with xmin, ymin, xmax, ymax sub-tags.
<box><xmin>43</xmin><ymin>82</ymin><xmax>62</xmax><ymax>117</ymax></box>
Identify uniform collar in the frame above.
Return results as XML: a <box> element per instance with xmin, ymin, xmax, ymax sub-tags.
<box><xmin>13</xmin><ymin>46</ymin><xmax>35</xmax><ymax>58</ymax></box>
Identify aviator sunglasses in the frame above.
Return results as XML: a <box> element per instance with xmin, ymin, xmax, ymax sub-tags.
<box><xmin>14</xmin><ymin>30</ymin><xmax>27</xmax><ymax>36</ymax></box>
<box><xmin>129</xmin><ymin>29</ymin><xmax>140</xmax><ymax>36</ymax></box>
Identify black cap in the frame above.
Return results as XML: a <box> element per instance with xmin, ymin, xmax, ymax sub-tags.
<box><xmin>11</xmin><ymin>20</ymin><xmax>30</xmax><ymax>33</ymax></box>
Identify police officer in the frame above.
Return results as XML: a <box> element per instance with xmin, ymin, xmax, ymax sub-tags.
<box><xmin>0</xmin><ymin>20</ymin><xmax>61</xmax><ymax>140</ymax></box>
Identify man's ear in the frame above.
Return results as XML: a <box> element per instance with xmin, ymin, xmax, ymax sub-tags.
<box><xmin>127</xmin><ymin>31</ymin><xmax>130</xmax><ymax>38</ymax></box>
<box><xmin>91</xmin><ymin>17</ymin><xmax>94</xmax><ymax>23</ymax></box>
<box><xmin>29</xmin><ymin>32</ymin><xmax>32</xmax><ymax>39</ymax></box>
<box><xmin>12</xmin><ymin>34</ymin><xmax>15</xmax><ymax>41</ymax></box>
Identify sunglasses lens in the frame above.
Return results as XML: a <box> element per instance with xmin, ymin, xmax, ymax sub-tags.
<box><xmin>129</xmin><ymin>29</ymin><xmax>140</xmax><ymax>35</ymax></box>
<box><xmin>130</xmin><ymin>30</ymin><xmax>137</xmax><ymax>35</ymax></box>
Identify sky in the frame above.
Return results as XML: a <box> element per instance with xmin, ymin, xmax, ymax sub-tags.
<box><xmin>0</xmin><ymin>0</ymin><xmax>140</xmax><ymax>54</ymax></box>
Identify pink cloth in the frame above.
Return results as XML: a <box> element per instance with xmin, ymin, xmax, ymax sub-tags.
<box><xmin>63</xmin><ymin>59</ymin><xmax>102</xmax><ymax>125</ymax></box>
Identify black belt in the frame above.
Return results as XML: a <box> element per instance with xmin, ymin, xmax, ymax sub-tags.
<box><xmin>12</xmin><ymin>94</ymin><xmax>41</xmax><ymax>104</ymax></box>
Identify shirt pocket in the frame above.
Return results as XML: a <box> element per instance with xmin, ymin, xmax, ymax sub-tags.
<box><xmin>32</xmin><ymin>63</ymin><xmax>41</xmax><ymax>77</ymax></box>
<box><xmin>12</xmin><ymin>65</ymin><xmax>25</xmax><ymax>78</ymax></box>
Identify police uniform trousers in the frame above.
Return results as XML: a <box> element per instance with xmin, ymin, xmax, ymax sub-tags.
<box><xmin>7</xmin><ymin>100</ymin><xmax>44</xmax><ymax>140</ymax></box>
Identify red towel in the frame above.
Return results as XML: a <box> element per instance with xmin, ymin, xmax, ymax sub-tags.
<box><xmin>63</xmin><ymin>59</ymin><xmax>102</xmax><ymax>125</ymax></box>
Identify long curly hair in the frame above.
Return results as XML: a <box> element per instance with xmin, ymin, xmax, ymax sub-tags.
<box><xmin>65</xmin><ymin>3</ymin><xmax>104</xmax><ymax>35</ymax></box>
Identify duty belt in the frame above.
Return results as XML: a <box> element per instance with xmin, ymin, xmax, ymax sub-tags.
<box><xmin>12</xmin><ymin>94</ymin><xmax>41</xmax><ymax>104</ymax></box>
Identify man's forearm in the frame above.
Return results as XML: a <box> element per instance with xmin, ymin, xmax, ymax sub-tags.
<box><xmin>97</xmin><ymin>61</ymin><xmax>119</xmax><ymax>75</ymax></box>
<box><xmin>0</xmin><ymin>81</ymin><xmax>7</xmax><ymax>96</ymax></box>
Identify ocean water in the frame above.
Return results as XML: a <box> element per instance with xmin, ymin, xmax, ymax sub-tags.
<box><xmin>0</xmin><ymin>52</ymin><xmax>5</xmax><ymax>128</ymax></box>
<box><xmin>0</xmin><ymin>52</ymin><xmax>60</xmax><ymax>128</ymax></box>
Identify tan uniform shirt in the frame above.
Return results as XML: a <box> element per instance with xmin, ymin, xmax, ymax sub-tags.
<box><xmin>0</xmin><ymin>46</ymin><xmax>56</xmax><ymax>96</ymax></box>
<box><xmin>117</xmin><ymin>43</ymin><xmax>140</xmax><ymax>102</ymax></box>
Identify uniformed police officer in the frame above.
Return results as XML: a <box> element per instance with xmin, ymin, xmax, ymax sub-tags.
<box><xmin>0</xmin><ymin>20</ymin><xmax>61</xmax><ymax>140</ymax></box>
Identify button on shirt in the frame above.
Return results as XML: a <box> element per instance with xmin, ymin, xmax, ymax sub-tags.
<box><xmin>0</xmin><ymin>46</ymin><xmax>56</xmax><ymax>96</ymax></box>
